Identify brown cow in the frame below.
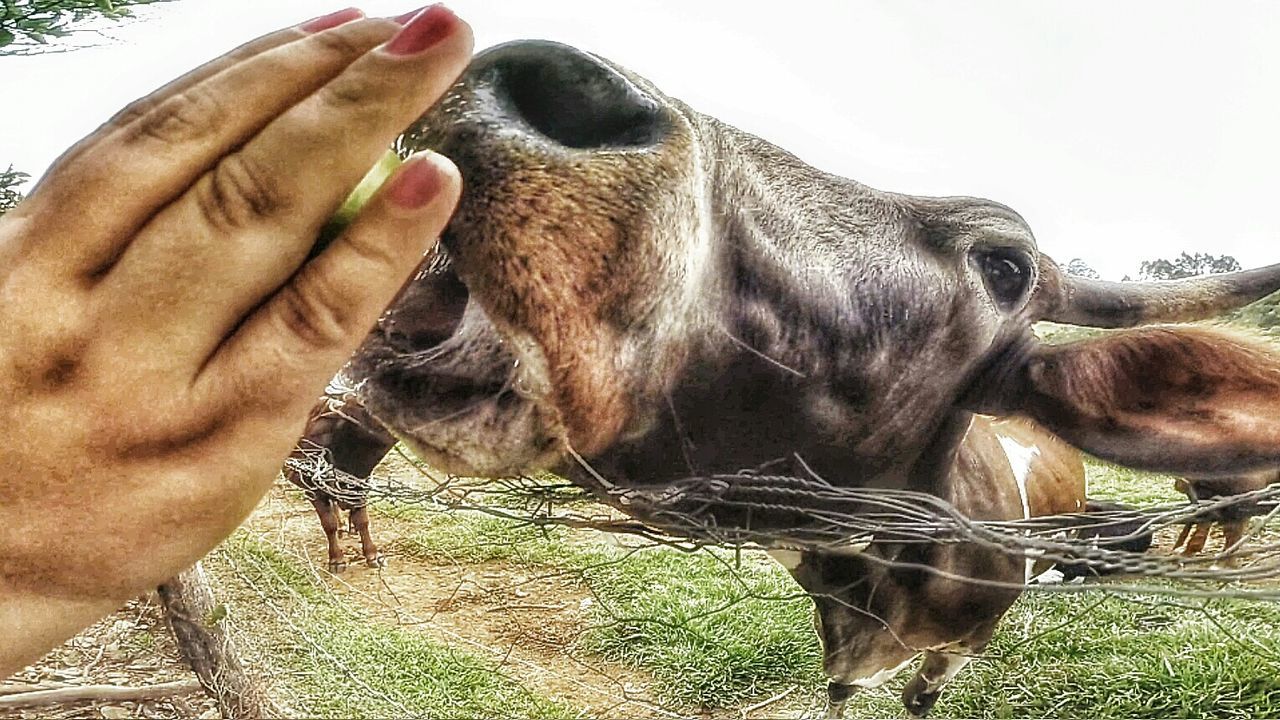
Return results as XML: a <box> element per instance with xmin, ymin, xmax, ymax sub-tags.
<box><xmin>291</xmin><ymin>40</ymin><xmax>1280</xmax><ymax>715</ymax></box>
<box><xmin>1172</xmin><ymin>470</ymin><xmax>1279</xmax><ymax>557</ymax></box>
<box><xmin>770</xmin><ymin>416</ymin><xmax>1085</xmax><ymax>717</ymax></box>
<box><xmin>283</xmin><ymin>387</ymin><xmax>396</xmax><ymax>572</ymax></box>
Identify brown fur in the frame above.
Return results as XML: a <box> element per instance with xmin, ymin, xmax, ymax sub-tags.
<box><xmin>1021</xmin><ymin>327</ymin><xmax>1280</xmax><ymax>475</ymax></box>
<box><xmin>785</xmin><ymin>416</ymin><xmax>1085</xmax><ymax>717</ymax></box>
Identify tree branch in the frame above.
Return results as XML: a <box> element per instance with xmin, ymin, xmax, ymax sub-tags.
<box><xmin>0</xmin><ymin>680</ymin><xmax>201</xmax><ymax>709</ymax></box>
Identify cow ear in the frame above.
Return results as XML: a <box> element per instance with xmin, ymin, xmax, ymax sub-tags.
<box><xmin>991</xmin><ymin>326</ymin><xmax>1280</xmax><ymax>476</ymax></box>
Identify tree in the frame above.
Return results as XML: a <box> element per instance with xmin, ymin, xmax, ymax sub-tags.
<box><xmin>0</xmin><ymin>166</ymin><xmax>28</xmax><ymax>217</ymax></box>
<box><xmin>1138</xmin><ymin>251</ymin><xmax>1241</xmax><ymax>281</ymax></box>
<box><xmin>1</xmin><ymin>0</ymin><xmax>173</xmax><ymax>55</ymax></box>
<box><xmin>1064</xmin><ymin>258</ymin><xmax>1100</xmax><ymax>280</ymax></box>
<box><xmin>3</xmin><ymin>3</ymin><xmax>176</xmax><ymax>214</ymax></box>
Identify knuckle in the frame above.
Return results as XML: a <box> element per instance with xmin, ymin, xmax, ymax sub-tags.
<box><xmin>5</xmin><ymin>312</ymin><xmax>94</xmax><ymax>394</ymax></box>
<box><xmin>318</xmin><ymin>74</ymin><xmax>381</xmax><ymax>113</ymax></box>
<box><xmin>342</xmin><ymin>229</ymin><xmax>405</xmax><ymax>273</ymax></box>
<box><xmin>196</xmin><ymin>153</ymin><xmax>286</xmax><ymax>232</ymax></box>
<box><xmin>310</xmin><ymin>25</ymin><xmax>372</xmax><ymax>64</ymax></box>
<box><xmin>125</xmin><ymin>86</ymin><xmax>226</xmax><ymax>147</ymax></box>
<box><xmin>274</xmin><ymin>270</ymin><xmax>356</xmax><ymax>349</ymax></box>
<box><xmin>106</xmin><ymin>97</ymin><xmax>156</xmax><ymax>132</ymax></box>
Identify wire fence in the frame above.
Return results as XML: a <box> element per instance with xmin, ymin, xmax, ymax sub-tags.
<box><xmin>284</xmin><ymin>434</ymin><xmax>1280</xmax><ymax>600</ymax></box>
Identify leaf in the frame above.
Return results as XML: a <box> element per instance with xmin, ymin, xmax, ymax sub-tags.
<box><xmin>206</xmin><ymin>604</ymin><xmax>229</xmax><ymax>625</ymax></box>
<box><xmin>0</xmin><ymin>28</ymin><xmax>13</xmax><ymax>47</ymax></box>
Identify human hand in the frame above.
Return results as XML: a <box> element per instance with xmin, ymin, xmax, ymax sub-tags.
<box><xmin>0</xmin><ymin>5</ymin><xmax>471</xmax><ymax>674</ymax></box>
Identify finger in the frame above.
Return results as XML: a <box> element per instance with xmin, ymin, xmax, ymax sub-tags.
<box><xmin>199</xmin><ymin>152</ymin><xmax>460</xmax><ymax>417</ymax></box>
<box><xmin>24</xmin><ymin>11</ymin><xmax>399</xmax><ymax>275</ymax></box>
<box><xmin>23</xmin><ymin>9</ymin><xmax>358</xmax><ymax>211</ymax></box>
<box><xmin>99</xmin><ymin>6</ymin><xmax>472</xmax><ymax>360</ymax></box>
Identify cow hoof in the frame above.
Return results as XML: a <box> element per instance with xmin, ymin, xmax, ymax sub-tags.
<box><xmin>365</xmin><ymin>553</ymin><xmax>387</xmax><ymax>569</ymax></box>
<box><xmin>824</xmin><ymin>681</ymin><xmax>855</xmax><ymax>718</ymax></box>
<box><xmin>903</xmin><ymin>690</ymin><xmax>941</xmax><ymax>718</ymax></box>
<box><xmin>328</xmin><ymin>559</ymin><xmax>348</xmax><ymax>573</ymax></box>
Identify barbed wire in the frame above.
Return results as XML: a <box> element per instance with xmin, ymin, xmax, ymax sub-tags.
<box><xmin>283</xmin><ymin>440</ymin><xmax>1280</xmax><ymax>599</ymax></box>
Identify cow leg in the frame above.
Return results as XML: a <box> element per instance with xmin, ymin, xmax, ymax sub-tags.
<box><xmin>901</xmin><ymin>651</ymin><xmax>972</xmax><ymax>718</ymax></box>
<box><xmin>310</xmin><ymin>494</ymin><xmax>347</xmax><ymax>573</ymax></box>
<box><xmin>1218</xmin><ymin>519</ymin><xmax>1249</xmax><ymax>567</ymax></box>
<box><xmin>288</xmin><ymin>392</ymin><xmax>398</xmax><ymax>573</ymax></box>
<box><xmin>824</xmin><ymin>681</ymin><xmax>859</xmax><ymax>719</ymax></box>
<box><xmin>349</xmin><ymin>505</ymin><xmax>385</xmax><ymax>568</ymax></box>
<box><xmin>1182</xmin><ymin>522</ymin><xmax>1212</xmax><ymax>556</ymax></box>
<box><xmin>1172</xmin><ymin>523</ymin><xmax>1192</xmax><ymax>552</ymax></box>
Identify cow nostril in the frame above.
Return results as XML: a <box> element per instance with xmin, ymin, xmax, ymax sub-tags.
<box><xmin>486</xmin><ymin>41</ymin><xmax>668</xmax><ymax>150</ymax></box>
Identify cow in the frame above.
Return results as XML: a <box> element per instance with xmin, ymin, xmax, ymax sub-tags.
<box><xmin>769</xmin><ymin>415</ymin><xmax>1086</xmax><ymax>717</ymax></box>
<box><xmin>1172</xmin><ymin>471</ymin><xmax>1279</xmax><ymax>558</ymax></box>
<box><xmin>288</xmin><ymin>40</ymin><xmax>1280</xmax><ymax>715</ymax></box>
<box><xmin>283</xmin><ymin>387</ymin><xmax>396</xmax><ymax>572</ymax></box>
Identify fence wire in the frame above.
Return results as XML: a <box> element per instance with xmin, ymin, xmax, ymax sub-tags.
<box><xmin>284</xmin><ymin>436</ymin><xmax>1280</xmax><ymax>600</ymax></box>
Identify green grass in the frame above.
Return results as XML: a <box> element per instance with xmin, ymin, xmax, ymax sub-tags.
<box><xmin>574</xmin><ymin>548</ymin><xmax>821</xmax><ymax>707</ymax></box>
<box><xmin>841</xmin><ymin>589</ymin><xmax>1280</xmax><ymax>719</ymax></box>
<box><xmin>386</xmin><ymin>507</ymin><xmax>825</xmax><ymax>707</ymax></box>
<box><xmin>377</xmin><ymin>498</ymin><xmax>1280</xmax><ymax>718</ymax></box>
<box><xmin>252</xmin><ymin>466</ymin><xmax>1280</xmax><ymax>718</ymax></box>
<box><xmin>1085</xmin><ymin>457</ymin><xmax>1184</xmax><ymax>507</ymax></box>
<box><xmin>211</xmin><ymin>533</ymin><xmax>577</xmax><ymax>720</ymax></box>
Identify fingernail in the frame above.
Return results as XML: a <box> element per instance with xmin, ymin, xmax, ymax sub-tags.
<box><xmin>384</xmin><ymin>4</ymin><xmax>456</xmax><ymax>56</ymax></box>
<box><xmin>386</xmin><ymin>156</ymin><xmax>444</xmax><ymax>209</ymax></box>
<box><xmin>392</xmin><ymin>6</ymin><xmax>428</xmax><ymax>24</ymax></box>
<box><xmin>300</xmin><ymin>7</ymin><xmax>364</xmax><ymax>33</ymax></box>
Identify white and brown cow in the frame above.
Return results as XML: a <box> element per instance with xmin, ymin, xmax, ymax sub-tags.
<box><xmin>287</xmin><ymin>40</ymin><xmax>1280</xmax><ymax>715</ymax></box>
<box><xmin>769</xmin><ymin>415</ymin><xmax>1086</xmax><ymax>717</ymax></box>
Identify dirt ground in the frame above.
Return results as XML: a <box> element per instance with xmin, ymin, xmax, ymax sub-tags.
<box><xmin>235</xmin><ymin>463</ymin><xmax>728</xmax><ymax>720</ymax></box>
<box><xmin>1</xmin><ymin>598</ymin><xmax>219</xmax><ymax>720</ymax></box>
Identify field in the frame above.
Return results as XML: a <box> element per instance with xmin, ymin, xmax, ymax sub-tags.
<box><xmin>8</xmin><ymin>452</ymin><xmax>1280</xmax><ymax>720</ymax></box>
<box><xmin>209</xmin><ymin>456</ymin><xmax>1280</xmax><ymax>718</ymax></box>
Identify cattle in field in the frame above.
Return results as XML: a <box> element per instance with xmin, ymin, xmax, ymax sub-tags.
<box><xmin>1172</xmin><ymin>471</ymin><xmax>1279</xmax><ymax>558</ymax></box>
<box><xmin>283</xmin><ymin>389</ymin><xmax>396</xmax><ymax>572</ymax></box>
<box><xmin>769</xmin><ymin>416</ymin><xmax>1086</xmax><ymax>717</ymax></box>
<box><xmin>287</xmin><ymin>40</ymin><xmax>1280</xmax><ymax>716</ymax></box>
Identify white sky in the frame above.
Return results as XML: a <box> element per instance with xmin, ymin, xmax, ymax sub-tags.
<box><xmin>2</xmin><ymin>0</ymin><xmax>1278</xmax><ymax>279</ymax></box>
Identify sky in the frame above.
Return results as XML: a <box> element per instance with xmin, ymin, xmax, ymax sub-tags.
<box><xmin>2</xmin><ymin>0</ymin><xmax>1279</xmax><ymax>279</ymax></box>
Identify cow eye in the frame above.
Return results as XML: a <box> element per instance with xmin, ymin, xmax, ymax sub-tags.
<box><xmin>975</xmin><ymin>249</ymin><xmax>1032</xmax><ymax>309</ymax></box>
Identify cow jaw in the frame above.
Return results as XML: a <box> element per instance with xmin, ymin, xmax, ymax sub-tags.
<box><xmin>347</xmin><ymin>250</ymin><xmax>565</xmax><ymax>478</ymax></box>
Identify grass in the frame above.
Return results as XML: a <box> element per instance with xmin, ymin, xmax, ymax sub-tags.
<box><xmin>841</xmin><ymin>589</ymin><xmax>1280</xmax><ymax>719</ymax></box>
<box><xmin>376</xmin><ymin>473</ymin><xmax>1280</xmax><ymax>718</ymax></box>
<box><xmin>1085</xmin><ymin>457</ymin><xmax>1183</xmax><ymax>507</ymax></box>
<box><xmin>389</xmin><ymin>507</ymin><xmax>825</xmax><ymax>707</ymax></box>
<box><xmin>230</xmin><ymin>460</ymin><xmax>1280</xmax><ymax>718</ymax></box>
<box><xmin>209</xmin><ymin>532</ymin><xmax>577</xmax><ymax>720</ymax></box>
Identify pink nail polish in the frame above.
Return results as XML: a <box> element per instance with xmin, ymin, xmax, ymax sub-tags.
<box><xmin>384</xmin><ymin>4</ymin><xmax>456</xmax><ymax>56</ymax></box>
<box><xmin>386</xmin><ymin>158</ymin><xmax>443</xmax><ymax>209</ymax></box>
<box><xmin>300</xmin><ymin>7</ymin><xmax>364</xmax><ymax>33</ymax></box>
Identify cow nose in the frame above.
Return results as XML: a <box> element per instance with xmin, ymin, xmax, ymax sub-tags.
<box><xmin>471</xmin><ymin>40</ymin><xmax>669</xmax><ymax>150</ymax></box>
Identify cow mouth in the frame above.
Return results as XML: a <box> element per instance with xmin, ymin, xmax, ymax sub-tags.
<box><xmin>377</xmin><ymin>243</ymin><xmax>469</xmax><ymax>354</ymax></box>
<box><xmin>351</xmin><ymin>223</ymin><xmax>570</xmax><ymax>478</ymax></box>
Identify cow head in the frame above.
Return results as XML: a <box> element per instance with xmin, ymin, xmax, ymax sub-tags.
<box><xmin>351</xmin><ymin>40</ymin><xmax>1280</xmax><ymax>536</ymax></box>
